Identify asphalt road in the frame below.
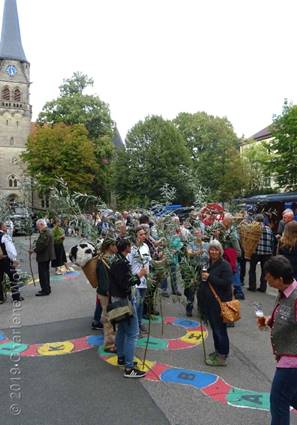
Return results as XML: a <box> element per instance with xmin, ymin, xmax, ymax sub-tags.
<box><xmin>0</xmin><ymin>236</ymin><xmax>296</xmax><ymax>425</ymax></box>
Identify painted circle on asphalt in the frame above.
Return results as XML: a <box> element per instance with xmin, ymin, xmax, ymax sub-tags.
<box><xmin>37</xmin><ymin>341</ymin><xmax>75</xmax><ymax>356</ymax></box>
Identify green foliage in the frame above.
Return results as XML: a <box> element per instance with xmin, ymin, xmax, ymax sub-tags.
<box><xmin>49</xmin><ymin>178</ymin><xmax>106</xmax><ymax>242</ymax></box>
<box><xmin>173</xmin><ymin>112</ymin><xmax>246</xmax><ymax>201</ymax></box>
<box><xmin>37</xmin><ymin>72</ymin><xmax>113</xmax><ymax>140</ymax></box>
<box><xmin>33</xmin><ymin>72</ymin><xmax>115</xmax><ymax>200</ymax></box>
<box><xmin>112</xmin><ymin>116</ymin><xmax>194</xmax><ymax>206</ymax></box>
<box><xmin>241</xmin><ymin>142</ymin><xmax>273</xmax><ymax>195</ymax></box>
<box><xmin>270</xmin><ymin>100</ymin><xmax>297</xmax><ymax>190</ymax></box>
<box><xmin>22</xmin><ymin>124</ymin><xmax>99</xmax><ymax>193</ymax></box>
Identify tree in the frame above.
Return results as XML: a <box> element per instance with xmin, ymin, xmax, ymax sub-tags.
<box><xmin>36</xmin><ymin>72</ymin><xmax>115</xmax><ymax>200</ymax></box>
<box><xmin>269</xmin><ymin>100</ymin><xmax>297</xmax><ymax>190</ymax></box>
<box><xmin>38</xmin><ymin>72</ymin><xmax>113</xmax><ymax>140</ymax></box>
<box><xmin>173</xmin><ymin>112</ymin><xmax>246</xmax><ymax>201</ymax></box>
<box><xmin>241</xmin><ymin>143</ymin><xmax>273</xmax><ymax>195</ymax></box>
<box><xmin>22</xmin><ymin>124</ymin><xmax>99</xmax><ymax>193</ymax></box>
<box><xmin>112</xmin><ymin>116</ymin><xmax>194</xmax><ymax>206</ymax></box>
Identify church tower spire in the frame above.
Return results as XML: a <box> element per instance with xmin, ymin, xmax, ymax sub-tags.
<box><xmin>0</xmin><ymin>0</ymin><xmax>31</xmax><ymax>205</ymax></box>
<box><xmin>0</xmin><ymin>0</ymin><xmax>27</xmax><ymax>63</ymax></box>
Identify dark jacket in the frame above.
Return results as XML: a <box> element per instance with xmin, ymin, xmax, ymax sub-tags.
<box><xmin>109</xmin><ymin>253</ymin><xmax>139</xmax><ymax>299</ymax></box>
<box><xmin>96</xmin><ymin>257</ymin><xmax>111</xmax><ymax>296</ymax></box>
<box><xmin>199</xmin><ymin>257</ymin><xmax>233</xmax><ymax>325</ymax></box>
<box><xmin>279</xmin><ymin>244</ymin><xmax>297</xmax><ymax>279</ymax></box>
<box><xmin>34</xmin><ymin>228</ymin><xmax>55</xmax><ymax>263</ymax></box>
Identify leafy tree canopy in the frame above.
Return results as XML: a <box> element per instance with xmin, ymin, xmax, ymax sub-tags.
<box><xmin>173</xmin><ymin>112</ymin><xmax>245</xmax><ymax>201</ymax></box>
<box><xmin>241</xmin><ymin>143</ymin><xmax>273</xmax><ymax>196</ymax></box>
<box><xmin>22</xmin><ymin>124</ymin><xmax>99</xmax><ymax>193</ymax></box>
<box><xmin>37</xmin><ymin>72</ymin><xmax>113</xmax><ymax>140</ymax></box>
<box><xmin>112</xmin><ymin>115</ymin><xmax>194</xmax><ymax>207</ymax></box>
<box><xmin>270</xmin><ymin>100</ymin><xmax>297</xmax><ymax>190</ymax></box>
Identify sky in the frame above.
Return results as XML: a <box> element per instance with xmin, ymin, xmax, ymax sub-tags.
<box><xmin>3</xmin><ymin>0</ymin><xmax>297</xmax><ymax>140</ymax></box>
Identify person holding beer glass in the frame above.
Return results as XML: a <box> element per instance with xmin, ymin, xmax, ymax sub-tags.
<box><xmin>198</xmin><ymin>239</ymin><xmax>233</xmax><ymax>366</ymax></box>
<box><xmin>257</xmin><ymin>255</ymin><xmax>297</xmax><ymax>425</ymax></box>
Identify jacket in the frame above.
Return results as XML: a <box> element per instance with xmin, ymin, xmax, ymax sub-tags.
<box><xmin>109</xmin><ymin>253</ymin><xmax>140</xmax><ymax>299</ymax></box>
<box><xmin>199</xmin><ymin>257</ymin><xmax>233</xmax><ymax>325</ymax></box>
<box><xmin>34</xmin><ymin>228</ymin><xmax>55</xmax><ymax>263</ymax></box>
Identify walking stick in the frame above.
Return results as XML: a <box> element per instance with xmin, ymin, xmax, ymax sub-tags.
<box><xmin>29</xmin><ymin>234</ymin><xmax>36</xmax><ymax>287</ymax></box>
<box><xmin>142</xmin><ymin>288</ymin><xmax>153</xmax><ymax>369</ymax></box>
<box><xmin>200</xmin><ymin>319</ymin><xmax>207</xmax><ymax>362</ymax></box>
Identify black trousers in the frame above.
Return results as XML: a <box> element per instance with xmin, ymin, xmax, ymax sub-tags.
<box><xmin>38</xmin><ymin>261</ymin><xmax>51</xmax><ymax>294</ymax></box>
<box><xmin>0</xmin><ymin>260</ymin><xmax>21</xmax><ymax>301</ymax></box>
<box><xmin>248</xmin><ymin>254</ymin><xmax>271</xmax><ymax>291</ymax></box>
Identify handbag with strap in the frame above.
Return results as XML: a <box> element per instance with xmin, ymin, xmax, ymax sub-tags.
<box><xmin>106</xmin><ymin>298</ymin><xmax>133</xmax><ymax>324</ymax></box>
<box><xmin>208</xmin><ymin>283</ymin><xmax>241</xmax><ymax>323</ymax></box>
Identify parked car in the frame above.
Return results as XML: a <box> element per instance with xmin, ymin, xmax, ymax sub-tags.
<box><xmin>9</xmin><ymin>206</ymin><xmax>32</xmax><ymax>236</ymax></box>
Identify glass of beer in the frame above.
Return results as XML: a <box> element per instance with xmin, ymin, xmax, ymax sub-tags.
<box><xmin>254</xmin><ymin>303</ymin><xmax>266</xmax><ymax>327</ymax></box>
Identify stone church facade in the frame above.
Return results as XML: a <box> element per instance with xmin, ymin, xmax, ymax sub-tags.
<box><xmin>0</xmin><ymin>0</ymin><xmax>32</xmax><ymax>205</ymax></box>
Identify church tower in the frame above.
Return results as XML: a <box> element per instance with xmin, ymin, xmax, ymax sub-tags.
<box><xmin>0</xmin><ymin>0</ymin><xmax>31</xmax><ymax>203</ymax></box>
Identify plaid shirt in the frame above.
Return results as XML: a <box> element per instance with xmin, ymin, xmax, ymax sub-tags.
<box><xmin>255</xmin><ymin>225</ymin><xmax>274</xmax><ymax>255</ymax></box>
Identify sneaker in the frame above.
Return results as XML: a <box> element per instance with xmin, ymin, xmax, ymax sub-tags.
<box><xmin>205</xmin><ymin>354</ymin><xmax>227</xmax><ymax>367</ymax></box>
<box><xmin>186</xmin><ymin>310</ymin><xmax>193</xmax><ymax>317</ymax></box>
<box><xmin>124</xmin><ymin>367</ymin><xmax>146</xmax><ymax>378</ymax></box>
<box><xmin>235</xmin><ymin>293</ymin><xmax>245</xmax><ymax>300</ymax></box>
<box><xmin>208</xmin><ymin>351</ymin><xmax>217</xmax><ymax>360</ymax></box>
<box><xmin>91</xmin><ymin>322</ymin><xmax>103</xmax><ymax>330</ymax></box>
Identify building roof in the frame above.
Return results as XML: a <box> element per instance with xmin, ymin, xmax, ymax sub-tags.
<box><xmin>112</xmin><ymin>126</ymin><xmax>125</xmax><ymax>149</ymax></box>
<box><xmin>0</xmin><ymin>0</ymin><xmax>28</xmax><ymax>63</ymax></box>
<box><xmin>250</xmin><ymin>126</ymin><xmax>272</xmax><ymax>141</ymax></box>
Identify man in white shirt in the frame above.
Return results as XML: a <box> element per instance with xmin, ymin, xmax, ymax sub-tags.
<box><xmin>129</xmin><ymin>226</ymin><xmax>151</xmax><ymax>334</ymax></box>
<box><xmin>0</xmin><ymin>222</ymin><xmax>23</xmax><ymax>303</ymax></box>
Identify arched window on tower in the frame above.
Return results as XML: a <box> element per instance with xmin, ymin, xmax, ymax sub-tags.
<box><xmin>2</xmin><ymin>86</ymin><xmax>10</xmax><ymax>101</ymax></box>
<box><xmin>8</xmin><ymin>175</ymin><xmax>18</xmax><ymax>188</ymax></box>
<box><xmin>10</xmin><ymin>137</ymin><xmax>14</xmax><ymax>145</ymax></box>
<box><xmin>14</xmin><ymin>88</ymin><xmax>21</xmax><ymax>102</ymax></box>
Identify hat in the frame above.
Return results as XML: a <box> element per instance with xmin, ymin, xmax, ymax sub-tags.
<box><xmin>208</xmin><ymin>239</ymin><xmax>224</xmax><ymax>256</ymax></box>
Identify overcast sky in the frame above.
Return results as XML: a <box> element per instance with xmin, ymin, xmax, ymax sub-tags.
<box><xmin>4</xmin><ymin>0</ymin><xmax>297</xmax><ymax>140</ymax></box>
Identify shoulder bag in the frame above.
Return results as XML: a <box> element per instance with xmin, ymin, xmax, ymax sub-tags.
<box><xmin>106</xmin><ymin>298</ymin><xmax>133</xmax><ymax>325</ymax></box>
<box><xmin>208</xmin><ymin>283</ymin><xmax>241</xmax><ymax>323</ymax></box>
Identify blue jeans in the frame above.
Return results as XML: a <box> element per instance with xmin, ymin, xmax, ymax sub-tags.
<box><xmin>209</xmin><ymin>320</ymin><xmax>229</xmax><ymax>356</ymax></box>
<box><xmin>270</xmin><ymin>368</ymin><xmax>297</xmax><ymax>425</ymax></box>
<box><xmin>136</xmin><ymin>288</ymin><xmax>147</xmax><ymax>328</ymax></box>
<box><xmin>116</xmin><ymin>299</ymin><xmax>139</xmax><ymax>368</ymax></box>
<box><xmin>232</xmin><ymin>263</ymin><xmax>244</xmax><ymax>296</ymax></box>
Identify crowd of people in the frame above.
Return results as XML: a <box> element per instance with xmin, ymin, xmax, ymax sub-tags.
<box><xmin>0</xmin><ymin>205</ymin><xmax>297</xmax><ymax>423</ymax></box>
